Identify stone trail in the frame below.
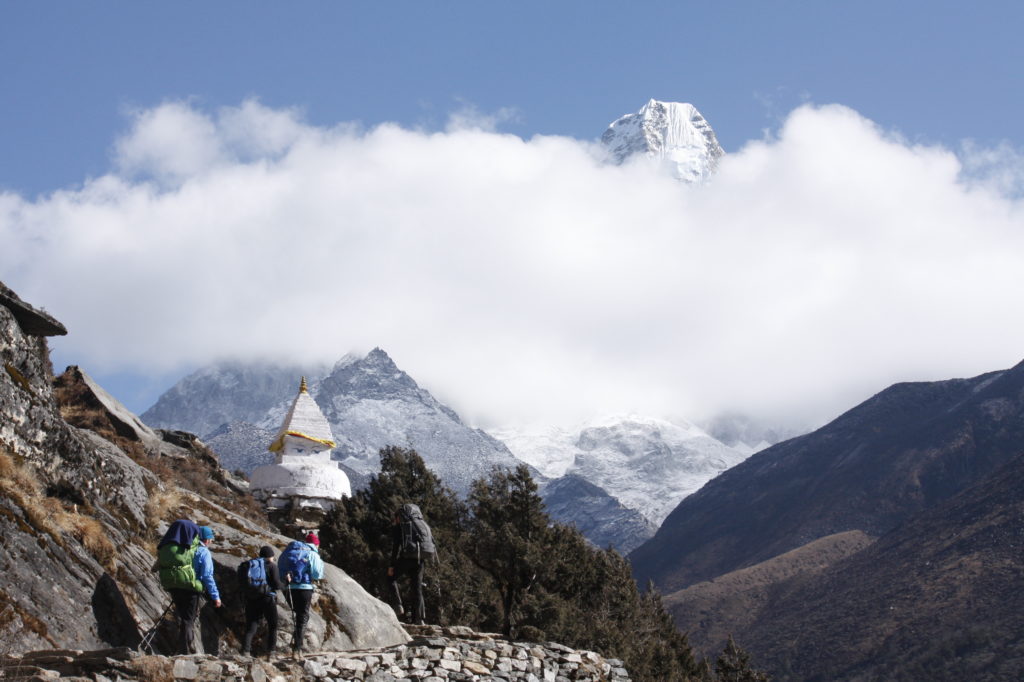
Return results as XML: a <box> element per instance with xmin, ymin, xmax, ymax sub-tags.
<box><xmin>0</xmin><ymin>625</ymin><xmax>632</xmax><ymax>681</ymax></box>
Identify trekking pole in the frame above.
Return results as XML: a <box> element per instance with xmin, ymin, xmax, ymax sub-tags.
<box><xmin>284</xmin><ymin>574</ymin><xmax>295</xmax><ymax>615</ymax></box>
<box><xmin>138</xmin><ymin>601</ymin><xmax>173</xmax><ymax>654</ymax></box>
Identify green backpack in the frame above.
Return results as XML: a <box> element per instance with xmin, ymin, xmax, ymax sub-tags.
<box><xmin>158</xmin><ymin>535</ymin><xmax>203</xmax><ymax>592</ymax></box>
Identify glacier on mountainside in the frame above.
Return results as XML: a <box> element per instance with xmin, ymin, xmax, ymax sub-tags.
<box><xmin>491</xmin><ymin>414</ymin><xmax>750</xmax><ymax>527</ymax></box>
<box><xmin>601</xmin><ymin>99</ymin><xmax>724</xmax><ymax>183</ymax></box>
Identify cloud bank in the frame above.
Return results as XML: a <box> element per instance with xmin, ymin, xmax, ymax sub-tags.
<box><xmin>3</xmin><ymin>100</ymin><xmax>1023</xmax><ymax>429</ymax></box>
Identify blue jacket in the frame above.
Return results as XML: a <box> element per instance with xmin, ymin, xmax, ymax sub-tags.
<box><xmin>193</xmin><ymin>544</ymin><xmax>220</xmax><ymax>601</ymax></box>
<box><xmin>285</xmin><ymin>543</ymin><xmax>324</xmax><ymax>590</ymax></box>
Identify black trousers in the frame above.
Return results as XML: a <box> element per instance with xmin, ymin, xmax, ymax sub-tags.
<box><xmin>388</xmin><ymin>557</ymin><xmax>425</xmax><ymax>623</ymax></box>
<box><xmin>287</xmin><ymin>589</ymin><xmax>313</xmax><ymax>651</ymax></box>
<box><xmin>168</xmin><ymin>588</ymin><xmax>201</xmax><ymax>655</ymax></box>
<box><xmin>242</xmin><ymin>594</ymin><xmax>278</xmax><ymax>655</ymax></box>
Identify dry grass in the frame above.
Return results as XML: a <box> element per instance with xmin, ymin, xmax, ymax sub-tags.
<box><xmin>144</xmin><ymin>487</ymin><xmax>183</xmax><ymax>538</ymax></box>
<box><xmin>0</xmin><ymin>450</ymin><xmax>117</xmax><ymax>572</ymax></box>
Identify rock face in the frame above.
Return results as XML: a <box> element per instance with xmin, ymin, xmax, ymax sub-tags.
<box><xmin>631</xmin><ymin>359</ymin><xmax>1024</xmax><ymax>595</ymax></box>
<box><xmin>601</xmin><ymin>99</ymin><xmax>724</xmax><ymax>183</ymax></box>
<box><xmin>0</xmin><ymin>282</ymin><xmax>407</xmax><ymax>656</ymax></box>
<box><xmin>2</xmin><ymin>625</ymin><xmax>633</xmax><ymax>681</ymax></box>
<box><xmin>540</xmin><ymin>474</ymin><xmax>657</xmax><ymax>554</ymax></box>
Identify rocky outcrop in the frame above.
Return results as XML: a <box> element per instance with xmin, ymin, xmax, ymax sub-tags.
<box><xmin>0</xmin><ymin>282</ymin><xmax>66</xmax><ymax>337</ymax></box>
<box><xmin>0</xmin><ymin>282</ymin><xmax>408</xmax><ymax>657</ymax></box>
<box><xmin>1</xmin><ymin>625</ymin><xmax>633</xmax><ymax>681</ymax></box>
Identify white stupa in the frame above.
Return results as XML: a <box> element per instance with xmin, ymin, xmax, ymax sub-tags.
<box><xmin>250</xmin><ymin>377</ymin><xmax>351</xmax><ymax>515</ymax></box>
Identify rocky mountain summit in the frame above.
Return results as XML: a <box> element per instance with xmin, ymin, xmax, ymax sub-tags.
<box><xmin>601</xmin><ymin>99</ymin><xmax>724</xmax><ymax>183</ymax></box>
<box><xmin>0</xmin><ymin>281</ymin><xmax>407</xmax><ymax>656</ymax></box>
<box><xmin>145</xmin><ymin>349</ymin><xmax>525</xmax><ymax>496</ymax></box>
<box><xmin>303</xmin><ymin>349</ymin><xmax>524</xmax><ymax>495</ymax></box>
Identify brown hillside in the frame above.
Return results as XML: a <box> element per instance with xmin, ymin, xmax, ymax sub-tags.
<box><xmin>735</xmin><ymin>452</ymin><xmax>1024</xmax><ymax>680</ymax></box>
<box><xmin>665</xmin><ymin>530</ymin><xmax>874</xmax><ymax>655</ymax></box>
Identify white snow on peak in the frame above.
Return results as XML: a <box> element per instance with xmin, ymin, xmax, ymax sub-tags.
<box><xmin>601</xmin><ymin>99</ymin><xmax>724</xmax><ymax>183</ymax></box>
<box><xmin>489</xmin><ymin>413</ymin><xmax>751</xmax><ymax>526</ymax></box>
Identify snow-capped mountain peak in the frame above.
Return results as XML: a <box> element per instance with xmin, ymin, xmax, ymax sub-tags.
<box><xmin>601</xmin><ymin>99</ymin><xmax>724</xmax><ymax>183</ymax></box>
<box><xmin>490</xmin><ymin>413</ymin><xmax>750</xmax><ymax>526</ymax></box>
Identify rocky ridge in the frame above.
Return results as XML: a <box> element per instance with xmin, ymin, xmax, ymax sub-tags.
<box><xmin>1</xmin><ymin>625</ymin><xmax>632</xmax><ymax>681</ymax></box>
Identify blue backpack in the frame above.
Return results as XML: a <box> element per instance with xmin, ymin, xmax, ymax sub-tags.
<box><xmin>279</xmin><ymin>542</ymin><xmax>312</xmax><ymax>586</ymax></box>
<box><xmin>237</xmin><ymin>557</ymin><xmax>272</xmax><ymax>596</ymax></box>
<box><xmin>247</xmin><ymin>558</ymin><xmax>270</xmax><ymax>595</ymax></box>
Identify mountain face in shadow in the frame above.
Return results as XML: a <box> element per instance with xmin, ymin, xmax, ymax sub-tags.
<box><xmin>631</xmin><ymin>360</ymin><xmax>1024</xmax><ymax>594</ymax></box>
<box><xmin>737</xmin><ymin>450</ymin><xmax>1024</xmax><ymax>680</ymax></box>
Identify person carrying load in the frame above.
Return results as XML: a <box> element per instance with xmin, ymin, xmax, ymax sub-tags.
<box><xmin>237</xmin><ymin>545</ymin><xmax>282</xmax><ymax>657</ymax></box>
<box><xmin>278</xmin><ymin>531</ymin><xmax>324</xmax><ymax>655</ymax></box>
<box><xmin>155</xmin><ymin>519</ymin><xmax>222</xmax><ymax>654</ymax></box>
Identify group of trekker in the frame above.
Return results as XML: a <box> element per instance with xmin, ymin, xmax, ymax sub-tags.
<box><xmin>153</xmin><ymin>503</ymin><xmax>435</xmax><ymax>658</ymax></box>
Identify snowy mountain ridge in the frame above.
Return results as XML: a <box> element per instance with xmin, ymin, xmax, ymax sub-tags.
<box><xmin>490</xmin><ymin>413</ymin><xmax>751</xmax><ymax>526</ymax></box>
<box><xmin>601</xmin><ymin>99</ymin><xmax>724</xmax><ymax>183</ymax></box>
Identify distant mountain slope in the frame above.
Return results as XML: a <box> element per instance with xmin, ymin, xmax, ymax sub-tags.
<box><xmin>203</xmin><ymin>419</ymin><xmax>276</xmax><ymax>473</ymax></box>
<box><xmin>540</xmin><ymin>474</ymin><xmax>657</xmax><ymax>554</ymax></box>
<box><xmin>663</xmin><ymin>530</ymin><xmax>875</xmax><ymax>654</ymax></box>
<box><xmin>631</xmin><ymin>360</ymin><xmax>1024</xmax><ymax>593</ymax></box>
<box><xmin>738</xmin><ymin>451</ymin><xmax>1024</xmax><ymax>680</ymax></box>
<box><xmin>141</xmin><ymin>360</ymin><xmax>328</xmax><ymax>437</ymax></box>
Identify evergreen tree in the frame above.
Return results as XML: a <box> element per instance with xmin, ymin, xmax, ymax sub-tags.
<box><xmin>322</xmin><ymin>450</ymin><xmax>764</xmax><ymax>682</ymax></box>
<box><xmin>467</xmin><ymin>463</ymin><xmax>550</xmax><ymax>637</ymax></box>
<box><xmin>320</xmin><ymin>446</ymin><xmax>494</xmax><ymax>624</ymax></box>
<box><xmin>715</xmin><ymin>635</ymin><xmax>770</xmax><ymax>682</ymax></box>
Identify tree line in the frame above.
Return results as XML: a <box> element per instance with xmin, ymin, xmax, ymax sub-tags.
<box><xmin>319</xmin><ymin>446</ymin><xmax>767</xmax><ymax>682</ymax></box>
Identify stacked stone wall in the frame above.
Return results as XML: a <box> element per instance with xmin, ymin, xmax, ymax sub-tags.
<box><xmin>0</xmin><ymin>626</ymin><xmax>632</xmax><ymax>681</ymax></box>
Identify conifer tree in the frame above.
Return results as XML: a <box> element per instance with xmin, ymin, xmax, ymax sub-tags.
<box><xmin>467</xmin><ymin>463</ymin><xmax>550</xmax><ymax>636</ymax></box>
<box><xmin>715</xmin><ymin>635</ymin><xmax>770</xmax><ymax>681</ymax></box>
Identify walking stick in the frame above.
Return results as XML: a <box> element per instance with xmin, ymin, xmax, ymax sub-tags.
<box><xmin>138</xmin><ymin>601</ymin><xmax>173</xmax><ymax>654</ymax></box>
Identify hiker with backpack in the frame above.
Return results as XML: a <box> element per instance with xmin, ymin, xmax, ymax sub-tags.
<box><xmin>278</xmin><ymin>532</ymin><xmax>324</xmax><ymax>655</ymax></box>
<box><xmin>155</xmin><ymin>520</ymin><xmax>222</xmax><ymax>654</ymax></box>
<box><xmin>387</xmin><ymin>503</ymin><xmax>436</xmax><ymax>625</ymax></box>
<box><xmin>237</xmin><ymin>545</ymin><xmax>282</xmax><ymax>657</ymax></box>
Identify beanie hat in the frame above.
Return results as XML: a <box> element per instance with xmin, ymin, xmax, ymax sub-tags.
<box><xmin>199</xmin><ymin>526</ymin><xmax>215</xmax><ymax>541</ymax></box>
<box><xmin>305</xmin><ymin>532</ymin><xmax>320</xmax><ymax>547</ymax></box>
<box><xmin>259</xmin><ymin>545</ymin><xmax>275</xmax><ymax>559</ymax></box>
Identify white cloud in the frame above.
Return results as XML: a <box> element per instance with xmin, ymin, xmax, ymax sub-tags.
<box><xmin>3</xmin><ymin>101</ymin><xmax>1023</xmax><ymax>430</ymax></box>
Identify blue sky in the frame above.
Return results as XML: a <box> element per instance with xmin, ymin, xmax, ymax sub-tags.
<box><xmin>4</xmin><ymin>2</ymin><xmax>1022</xmax><ymax>195</ymax></box>
<box><xmin>2</xmin><ymin>3</ymin><xmax>1024</xmax><ymax>426</ymax></box>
